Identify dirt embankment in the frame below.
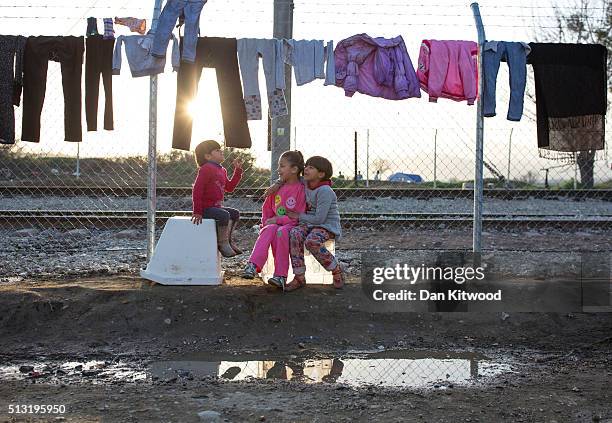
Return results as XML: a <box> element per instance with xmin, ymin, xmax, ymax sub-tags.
<box><xmin>0</xmin><ymin>277</ymin><xmax>611</xmax><ymax>423</ymax></box>
<box><xmin>1</xmin><ymin>277</ymin><xmax>611</xmax><ymax>355</ymax></box>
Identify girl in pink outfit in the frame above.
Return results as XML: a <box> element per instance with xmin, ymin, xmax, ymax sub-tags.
<box><xmin>242</xmin><ymin>151</ymin><xmax>306</xmax><ymax>289</ymax></box>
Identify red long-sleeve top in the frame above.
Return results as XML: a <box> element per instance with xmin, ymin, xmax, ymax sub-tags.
<box><xmin>192</xmin><ymin>161</ymin><xmax>242</xmax><ymax>214</ymax></box>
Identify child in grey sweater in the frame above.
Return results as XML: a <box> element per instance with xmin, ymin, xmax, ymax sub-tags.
<box><xmin>284</xmin><ymin>156</ymin><xmax>344</xmax><ymax>291</ymax></box>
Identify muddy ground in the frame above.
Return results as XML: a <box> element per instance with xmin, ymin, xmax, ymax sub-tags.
<box><xmin>0</xmin><ymin>275</ymin><xmax>611</xmax><ymax>423</ymax></box>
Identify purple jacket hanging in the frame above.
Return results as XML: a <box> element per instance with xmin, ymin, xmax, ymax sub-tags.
<box><xmin>334</xmin><ymin>34</ymin><xmax>421</xmax><ymax>100</ymax></box>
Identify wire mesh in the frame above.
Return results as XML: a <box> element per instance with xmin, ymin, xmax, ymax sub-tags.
<box><xmin>0</xmin><ymin>0</ymin><xmax>610</xmax><ymax>281</ymax></box>
<box><xmin>213</xmin><ymin>357</ymin><xmax>488</xmax><ymax>388</ymax></box>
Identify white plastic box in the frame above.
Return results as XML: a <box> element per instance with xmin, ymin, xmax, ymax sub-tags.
<box><xmin>260</xmin><ymin>239</ymin><xmax>335</xmax><ymax>285</ymax></box>
<box><xmin>140</xmin><ymin>217</ymin><xmax>223</xmax><ymax>285</ymax></box>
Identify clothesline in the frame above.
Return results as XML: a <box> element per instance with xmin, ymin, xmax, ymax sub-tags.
<box><xmin>0</xmin><ymin>1</ymin><xmax>607</xmax><ymax>162</ymax></box>
<box><xmin>0</xmin><ymin>17</ymin><xmax>577</xmax><ymax>30</ymax></box>
<box><xmin>0</xmin><ymin>15</ymin><xmax>590</xmax><ymax>23</ymax></box>
<box><xmin>0</xmin><ymin>3</ymin><xmax>601</xmax><ymax>10</ymax></box>
<box><xmin>297</xmin><ymin>2</ymin><xmax>606</xmax><ymax>9</ymax></box>
<box><xmin>0</xmin><ymin>7</ymin><xmax>595</xmax><ymax>19</ymax></box>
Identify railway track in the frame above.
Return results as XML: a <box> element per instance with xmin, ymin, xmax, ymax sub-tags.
<box><xmin>2</xmin><ymin>210</ymin><xmax>611</xmax><ymax>230</ymax></box>
<box><xmin>2</xmin><ymin>186</ymin><xmax>611</xmax><ymax>200</ymax></box>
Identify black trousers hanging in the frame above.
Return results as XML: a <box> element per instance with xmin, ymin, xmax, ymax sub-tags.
<box><xmin>22</xmin><ymin>36</ymin><xmax>84</xmax><ymax>143</ymax></box>
<box><xmin>0</xmin><ymin>35</ymin><xmax>26</xmax><ymax>144</ymax></box>
<box><xmin>172</xmin><ymin>37</ymin><xmax>252</xmax><ymax>150</ymax></box>
<box><xmin>85</xmin><ymin>35</ymin><xmax>114</xmax><ymax>131</ymax></box>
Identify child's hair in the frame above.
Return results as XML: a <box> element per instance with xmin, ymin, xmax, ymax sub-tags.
<box><xmin>194</xmin><ymin>140</ymin><xmax>222</xmax><ymax>167</ymax></box>
<box><xmin>280</xmin><ymin>150</ymin><xmax>305</xmax><ymax>176</ymax></box>
<box><xmin>305</xmin><ymin>156</ymin><xmax>333</xmax><ymax>180</ymax></box>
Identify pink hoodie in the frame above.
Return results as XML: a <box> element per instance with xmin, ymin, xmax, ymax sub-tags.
<box><xmin>417</xmin><ymin>40</ymin><xmax>479</xmax><ymax>105</ymax></box>
<box><xmin>261</xmin><ymin>181</ymin><xmax>306</xmax><ymax>226</ymax></box>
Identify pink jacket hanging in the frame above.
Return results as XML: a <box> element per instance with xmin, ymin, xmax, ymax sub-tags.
<box><xmin>417</xmin><ymin>40</ymin><xmax>478</xmax><ymax>105</ymax></box>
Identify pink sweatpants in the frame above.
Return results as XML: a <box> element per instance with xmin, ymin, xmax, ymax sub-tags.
<box><xmin>249</xmin><ymin>224</ymin><xmax>293</xmax><ymax>277</ymax></box>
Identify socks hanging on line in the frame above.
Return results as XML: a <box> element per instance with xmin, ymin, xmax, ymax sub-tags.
<box><xmin>86</xmin><ymin>17</ymin><xmax>115</xmax><ymax>40</ymax></box>
<box><xmin>114</xmin><ymin>17</ymin><xmax>147</xmax><ymax>35</ymax></box>
<box><xmin>103</xmin><ymin>18</ymin><xmax>115</xmax><ymax>40</ymax></box>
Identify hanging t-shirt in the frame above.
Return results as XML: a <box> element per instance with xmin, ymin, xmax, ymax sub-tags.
<box><xmin>112</xmin><ymin>34</ymin><xmax>179</xmax><ymax>78</ymax></box>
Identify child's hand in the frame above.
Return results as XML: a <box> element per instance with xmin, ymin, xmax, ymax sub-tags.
<box><xmin>286</xmin><ymin>211</ymin><xmax>299</xmax><ymax>219</ymax></box>
<box><xmin>232</xmin><ymin>158</ymin><xmax>243</xmax><ymax>169</ymax></box>
<box><xmin>263</xmin><ymin>181</ymin><xmax>282</xmax><ymax>198</ymax></box>
<box><xmin>264</xmin><ymin>217</ymin><xmax>277</xmax><ymax>225</ymax></box>
<box><xmin>191</xmin><ymin>214</ymin><xmax>203</xmax><ymax>225</ymax></box>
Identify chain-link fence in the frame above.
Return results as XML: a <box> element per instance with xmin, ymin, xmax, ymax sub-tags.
<box><xmin>153</xmin><ymin>355</ymin><xmax>500</xmax><ymax>388</ymax></box>
<box><xmin>0</xmin><ymin>0</ymin><xmax>610</xmax><ymax>280</ymax></box>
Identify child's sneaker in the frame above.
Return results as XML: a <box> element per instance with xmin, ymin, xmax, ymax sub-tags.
<box><xmin>267</xmin><ymin>275</ymin><xmax>286</xmax><ymax>290</ymax></box>
<box><xmin>242</xmin><ymin>262</ymin><xmax>257</xmax><ymax>279</ymax></box>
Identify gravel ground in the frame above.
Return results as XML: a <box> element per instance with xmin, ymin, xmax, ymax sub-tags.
<box><xmin>2</xmin><ymin>195</ymin><xmax>611</xmax><ymax>215</ymax></box>
<box><xmin>1</xmin><ymin>226</ymin><xmax>610</xmax><ymax>281</ymax></box>
<box><xmin>2</xmin><ymin>195</ymin><xmax>610</xmax><ymax>279</ymax></box>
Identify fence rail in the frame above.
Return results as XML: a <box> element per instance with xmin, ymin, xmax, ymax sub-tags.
<box><xmin>2</xmin><ymin>210</ymin><xmax>611</xmax><ymax>231</ymax></box>
<box><xmin>2</xmin><ymin>186</ymin><xmax>611</xmax><ymax>200</ymax></box>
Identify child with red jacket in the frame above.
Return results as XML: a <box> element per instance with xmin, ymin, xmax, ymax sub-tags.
<box><xmin>191</xmin><ymin>140</ymin><xmax>243</xmax><ymax>257</ymax></box>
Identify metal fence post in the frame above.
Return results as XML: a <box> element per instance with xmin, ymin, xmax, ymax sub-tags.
<box><xmin>366</xmin><ymin>129</ymin><xmax>370</xmax><ymax>188</ymax></box>
<box><xmin>574</xmin><ymin>157</ymin><xmax>578</xmax><ymax>189</ymax></box>
<box><xmin>75</xmin><ymin>143</ymin><xmax>80</xmax><ymax>179</ymax></box>
<box><xmin>271</xmin><ymin>0</ymin><xmax>294</xmax><ymax>182</ymax></box>
<box><xmin>147</xmin><ymin>0</ymin><xmax>163</xmax><ymax>261</ymax></box>
<box><xmin>471</xmin><ymin>2</ymin><xmax>486</xmax><ymax>254</ymax></box>
<box><xmin>354</xmin><ymin>131</ymin><xmax>358</xmax><ymax>187</ymax></box>
<box><xmin>433</xmin><ymin>129</ymin><xmax>438</xmax><ymax>189</ymax></box>
<box><xmin>506</xmin><ymin>128</ymin><xmax>513</xmax><ymax>183</ymax></box>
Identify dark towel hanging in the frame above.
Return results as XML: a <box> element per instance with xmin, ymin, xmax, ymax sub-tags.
<box><xmin>527</xmin><ymin>43</ymin><xmax>607</xmax><ymax>155</ymax></box>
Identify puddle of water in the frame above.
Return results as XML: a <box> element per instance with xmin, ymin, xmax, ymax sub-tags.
<box><xmin>0</xmin><ymin>360</ymin><xmax>146</xmax><ymax>384</ymax></box>
<box><xmin>151</xmin><ymin>351</ymin><xmax>513</xmax><ymax>388</ymax></box>
<box><xmin>0</xmin><ymin>276</ymin><xmax>24</xmax><ymax>283</ymax></box>
<box><xmin>0</xmin><ymin>351</ymin><xmax>514</xmax><ymax>389</ymax></box>
<box><xmin>151</xmin><ymin>357</ymin><xmax>511</xmax><ymax>388</ymax></box>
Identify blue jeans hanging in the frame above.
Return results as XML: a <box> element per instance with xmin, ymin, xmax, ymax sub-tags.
<box><xmin>483</xmin><ymin>41</ymin><xmax>530</xmax><ymax>121</ymax></box>
<box><xmin>151</xmin><ymin>0</ymin><xmax>207</xmax><ymax>63</ymax></box>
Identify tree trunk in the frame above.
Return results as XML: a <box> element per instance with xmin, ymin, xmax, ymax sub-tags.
<box><xmin>577</xmin><ymin>150</ymin><xmax>595</xmax><ymax>189</ymax></box>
